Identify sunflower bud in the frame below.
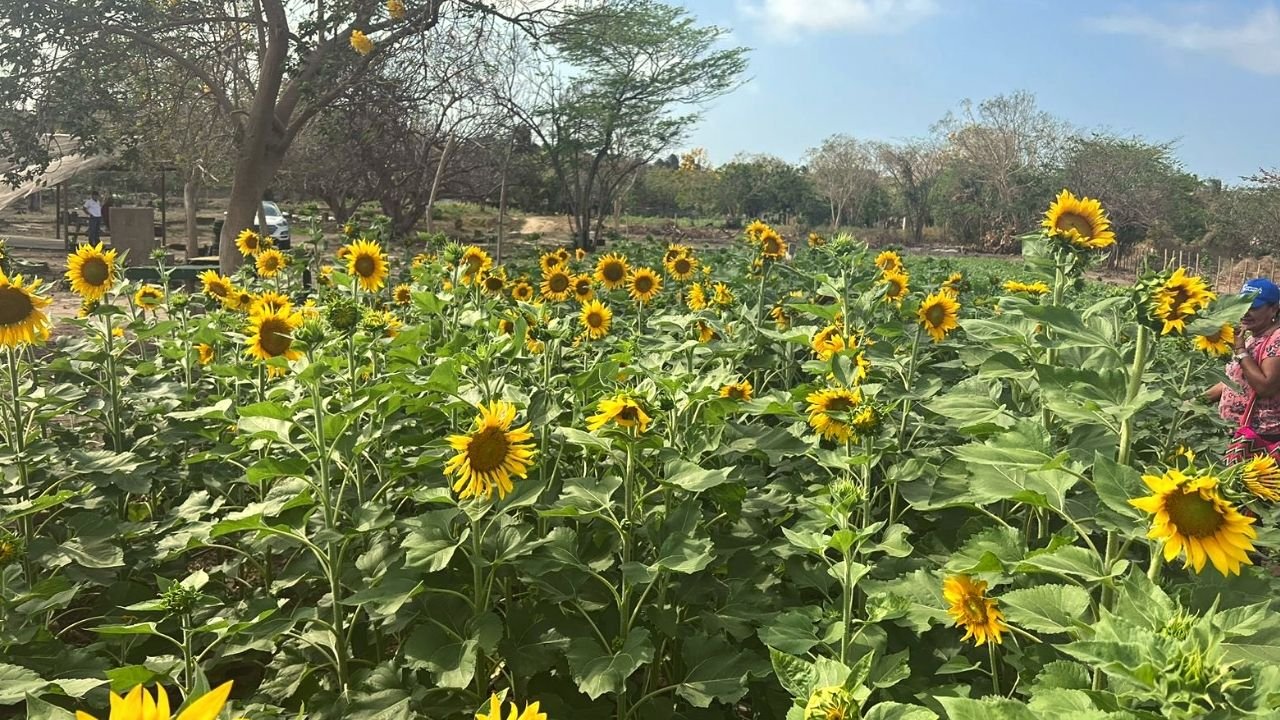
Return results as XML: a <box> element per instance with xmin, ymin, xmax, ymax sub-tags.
<box><xmin>0</xmin><ymin>531</ymin><xmax>23</xmax><ymax>567</ymax></box>
<box><xmin>295</xmin><ymin>318</ymin><xmax>328</xmax><ymax>347</ymax></box>
<box><xmin>327</xmin><ymin>297</ymin><xmax>361</xmax><ymax>333</ymax></box>
<box><xmin>804</xmin><ymin>686</ymin><xmax>855</xmax><ymax>720</ymax></box>
<box><xmin>160</xmin><ymin>582</ymin><xmax>201</xmax><ymax>615</ymax></box>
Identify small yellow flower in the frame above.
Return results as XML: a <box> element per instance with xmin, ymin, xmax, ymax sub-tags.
<box><xmin>351</xmin><ymin>29</ymin><xmax>374</xmax><ymax>55</ymax></box>
<box><xmin>587</xmin><ymin>395</ymin><xmax>651</xmax><ymax>434</ymax></box>
<box><xmin>720</xmin><ymin>380</ymin><xmax>752</xmax><ymax>401</ymax></box>
<box><xmin>387</xmin><ymin>0</ymin><xmax>405</xmax><ymax>19</ymax></box>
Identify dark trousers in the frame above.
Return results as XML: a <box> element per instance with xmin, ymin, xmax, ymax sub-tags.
<box><xmin>88</xmin><ymin>217</ymin><xmax>101</xmax><ymax>244</ymax></box>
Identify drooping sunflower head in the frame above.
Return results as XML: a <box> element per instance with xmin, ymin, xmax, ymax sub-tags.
<box><xmin>196</xmin><ymin>342</ymin><xmax>215</xmax><ymax>365</ymax></box>
<box><xmin>595</xmin><ymin>253</ymin><xmax>630</xmax><ymax>290</ymax></box>
<box><xmin>571</xmin><ymin>274</ymin><xmax>595</xmax><ymax>303</ymax></box>
<box><xmin>498</xmin><ymin>317</ymin><xmax>516</xmax><ymax>336</ymax></box>
<box><xmin>881</xmin><ymin>269</ymin><xmax>910</xmax><ymax>304</ymax></box>
<box><xmin>538</xmin><ymin>251</ymin><xmax>565</xmax><ymax>276</ymax></box>
<box><xmin>665</xmin><ymin>252</ymin><xmax>698</xmax><ymax>281</ymax></box>
<box><xmin>541</xmin><ymin>269</ymin><xmax>573</xmax><ymax>302</ymax></box>
<box><xmin>511</xmin><ymin>280</ymin><xmax>535</xmax><ymax>303</ymax></box>
<box><xmin>812</xmin><ymin>324</ymin><xmax>847</xmax><ymax>361</ymax></box>
<box><xmin>769</xmin><ymin>303</ymin><xmax>791</xmax><ymax>329</ymax></box>
<box><xmin>393</xmin><ymin>284</ymin><xmax>413</xmax><ymax>305</ymax></box>
<box><xmin>444</xmin><ymin>401</ymin><xmax>536</xmax><ymax>502</ymax></box>
<box><xmin>0</xmin><ymin>268</ymin><xmax>53</xmax><ymax>347</ymax></box>
<box><xmin>255</xmin><ymin>248</ymin><xmax>287</xmax><ymax>278</ymax></box>
<box><xmin>344</xmin><ymin>239</ymin><xmax>389</xmax><ymax>292</ymax></box>
<box><xmin>1130</xmin><ymin>468</ymin><xmax>1257</xmax><ymax>575</ymax></box>
<box><xmin>244</xmin><ymin>307</ymin><xmax>304</xmax><ymax>371</ymax></box>
<box><xmin>711</xmin><ymin>282</ymin><xmax>734</xmax><ymax>307</ymax></box>
<box><xmin>1149</xmin><ymin>267</ymin><xmax>1216</xmax><ymax>335</ymax></box>
<box><xmin>586</xmin><ymin>394</ymin><xmax>652</xmax><ymax>434</ymax></box>
<box><xmin>482</xmin><ymin>271</ymin><xmax>507</xmax><ymax>296</ymax></box>
<box><xmin>628</xmin><ymin>267</ymin><xmax>662</xmax><ymax>305</ymax></box>
<box><xmin>759</xmin><ymin>228</ymin><xmax>787</xmax><ymax>259</ymax></box>
<box><xmin>1193</xmin><ymin>324</ymin><xmax>1234</xmax><ymax>357</ymax></box>
<box><xmin>875</xmin><ymin>250</ymin><xmax>902</xmax><ymax>274</ymax></box>
<box><xmin>350</xmin><ymin>28</ymin><xmax>374</xmax><ymax>55</ymax></box>
<box><xmin>66</xmin><ymin>242</ymin><xmax>118</xmax><ymax>301</ymax></box>
<box><xmin>235</xmin><ymin>228</ymin><xmax>263</xmax><ymax>256</ymax></box>
<box><xmin>1238</xmin><ymin>455</ymin><xmax>1280</xmax><ymax>503</ymax></box>
<box><xmin>918</xmin><ymin>291</ymin><xmax>961</xmax><ymax>342</ymax></box>
<box><xmin>687</xmin><ymin>282</ymin><xmax>708</xmax><ymax>311</ymax></box>
<box><xmin>805</xmin><ymin>387</ymin><xmax>863</xmax><ymax>442</ymax></box>
<box><xmin>460</xmin><ymin>246</ymin><xmax>493</xmax><ymax>285</ymax></box>
<box><xmin>133</xmin><ymin>284</ymin><xmax>164</xmax><ymax>312</ymax></box>
<box><xmin>74</xmin><ymin>681</ymin><xmax>235</xmax><ymax>720</ymax></box>
<box><xmin>719</xmin><ymin>380</ymin><xmax>753</xmax><ymax>401</ymax></box>
<box><xmin>579</xmin><ymin>299</ymin><xmax>612</xmax><ymax>340</ymax></box>
<box><xmin>386</xmin><ymin>0</ymin><xmax>405</xmax><ymax>20</ymax></box>
<box><xmin>199</xmin><ymin>270</ymin><xmax>233</xmax><ymax>302</ymax></box>
<box><xmin>1042</xmin><ymin>189</ymin><xmax>1116</xmax><ymax>250</ymax></box>
<box><xmin>250</xmin><ymin>290</ymin><xmax>293</xmax><ymax>317</ymax></box>
<box><xmin>696</xmin><ymin>320</ymin><xmax>719</xmax><ymax>343</ymax></box>
<box><xmin>943</xmin><ymin>574</ymin><xmax>1007</xmax><ymax>646</ymax></box>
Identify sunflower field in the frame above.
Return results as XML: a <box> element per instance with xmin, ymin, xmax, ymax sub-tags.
<box><xmin>4</xmin><ymin>191</ymin><xmax>1280</xmax><ymax>720</ymax></box>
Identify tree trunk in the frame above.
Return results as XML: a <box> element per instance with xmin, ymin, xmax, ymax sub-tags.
<box><xmin>183</xmin><ymin>177</ymin><xmax>200</xmax><ymax>259</ymax></box>
<box><xmin>424</xmin><ymin>136</ymin><xmax>457</xmax><ymax>235</ymax></box>
<box><xmin>496</xmin><ymin>135</ymin><xmax>513</xmax><ymax>265</ymax></box>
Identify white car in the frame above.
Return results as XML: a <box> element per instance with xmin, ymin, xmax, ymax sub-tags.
<box><xmin>261</xmin><ymin>201</ymin><xmax>291</xmax><ymax>249</ymax></box>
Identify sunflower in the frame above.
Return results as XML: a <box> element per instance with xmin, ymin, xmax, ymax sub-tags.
<box><xmin>1042</xmin><ymin>189</ymin><xmax>1116</xmax><ymax>250</ymax></box>
<box><xmin>235</xmin><ymin>228</ymin><xmax>264</xmax><ymax>256</ymax></box>
<box><xmin>250</xmin><ymin>290</ymin><xmax>293</xmax><ymax>317</ymax></box>
<box><xmin>482</xmin><ymin>271</ymin><xmax>507</xmax><ymax>296</ymax></box>
<box><xmin>337</xmin><ymin>245</ymin><xmax>352</xmax><ymax>262</ymax></box>
<box><xmin>812</xmin><ymin>324</ymin><xmax>847</xmax><ymax>361</ymax></box>
<box><xmin>874</xmin><ymin>250</ymin><xmax>902</xmax><ymax>273</ymax></box>
<box><xmin>1150</xmin><ymin>268</ymin><xmax>1215</xmax><ymax>335</ymax></box>
<box><xmin>317</xmin><ymin>265</ymin><xmax>334</xmax><ymax>287</ymax></box>
<box><xmin>0</xmin><ymin>269</ymin><xmax>53</xmax><ymax>347</ymax></box>
<box><xmin>665</xmin><ymin>253</ymin><xmax>698</xmax><ymax>281</ymax></box>
<box><xmin>226</xmin><ymin>288</ymin><xmax>254</xmax><ymax>313</ymax></box>
<box><xmin>255</xmin><ymin>248</ymin><xmax>287</xmax><ymax>278</ymax></box>
<box><xmin>386</xmin><ymin>0</ymin><xmax>405</xmax><ymax>19</ymax></box>
<box><xmin>511</xmin><ymin>280</ymin><xmax>535</xmax><ymax>303</ymax></box>
<box><xmin>579</xmin><ymin>299</ymin><xmax>612</xmax><ymax>340</ymax></box>
<box><xmin>197</xmin><ymin>343</ymin><xmax>215</xmax><ymax>365</ymax></box>
<box><xmin>134</xmin><ymin>284</ymin><xmax>164</xmax><ymax>312</ymax></box>
<box><xmin>74</xmin><ymin>680</ymin><xmax>234</xmax><ymax>720</ymax></box>
<box><xmin>720</xmin><ymin>380</ymin><xmax>752</xmax><ymax>401</ymax></box>
<box><xmin>943</xmin><ymin>575</ymin><xmax>1008</xmax><ymax>646</ymax></box>
<box><xmin>394</xmin><ymin>284</ymin><xmax>413</xmax><ymax>305</ymax></box>
<box><xmin>595</xmin><ymin>253</ymin><xmax>630</xmax><ymax>290</ymax></box>
<box><xmin>66</xmin><ymin>242</ymin><xmax>118</xmax><ymax>301</ymax></box>
<box><xmin>350</xmin><ymin>29</ymin><xmax>374</xmax><ymax>55</ymax></box>
<box><xmin>711</xmin><ymin>282</ymin><xmax>734</xmax><ymax>308</ymax></box>
<box><xmin>687</xmin><ymin>283</ymin><xmax>708</xmax><ymax>311</ymax></box>
<box><xmin>918</xmin><ymin>291</ymin><xmax>960</xmax><ymax>343</ymax></box>
<box><xmin>498</xmin><ymin>318</ymin><xmax>516</xmax><ymax>336</ymax></box>
<box><xmin>759</xmin><ymin>228</ymin><xmax>787</xmax><ymax>259</ymax></box>
<box><xmin>744</xmin><ymin>219</ymin><xmax>771</xmax><ymax>244</ymax></box>
<box><xmin>1130</xmin><ymin>468</ymin><xmax>1256</xmax><ymax>575</ymax></box>
<box><xmin>808</xmin><ymin>232</ymin><xmax>826</xmax><ymax>248</ymax></box>
<box><xmin>444</xmin><ymin>401</ymin><xmax>536</xmax><ymax>502</ymax></box>
<box><xmin>628</xmin><ymin>267</ymin><xmax>662</xmax><ymax>305</ymax></box>
<box><xmin>460</xmin><ymin>246</ymin><xmax>493</xmax><ymax>286</ymax></box>
<box><xmin>697</xmin><ymin>320</ymin><xmax>719</xmax><ymax>343</ymax></box>
<box><xmin>575</xmin><ymin>247</ymin><xmax>587</xmax><ymax>261</ymax></box>
<box><xmin>244</xmin><ymin>307</ymin><xmax>303</xmax><ymax>370</ymax></box>
<box><xmin>881</xmin><ymin>270</ymin><xmax>909</xmax><ymax>305</ymax></box>
<box><xmin>344</xmin><ymin>239</ymin><xmax>389</xmax><ymax>292</ymax></box>
<box><xmin>587</xmin><ymin>394</ymin><xmax>651</xmax><ymax>434</ymax></box>
<box><xmin>525</xmin><ymin>337</ymin><xmax>544</xmax><ymax>354</ymax></box>
<box><xmin>476</xmin><ymin>693</ymin><xmax>547</xmax><ymax>720</ymax></box>
<box><xmin>1240</xmin><ymin>455</ymin><xmax>1280</xmax><ymax>502</ymax></box>
<box><xmin>540</xmin><ymin>269</ymin><xmax>573</xmax><ymax>302</ymax></box>
<box><xmin>571</xmin><ymin>274</ymin><xmax>595</xmax><ymax>303</ymax></box>
<box><xmin>806</xmin><ymin>387</ymin><xmax>862</xmax><ymax>442</ymax></box>
<box><xmin>804</xmin><ymin>686</ymin><xmax>855</xmax><ymax>720</ymax></box>
<box><xmin>1193</xmin><ymin>324</ymin><xmax>1234</xmax><ymax>357</ymax></box>
<box><xmin>769</xmin><ymin>303</ymin><xmax>790</xmax><ymax>330</ymax></box>
<box><xmin>1002</xmin><ymin>280</ymin><xmax>1050</xmax><ymax>295</ymax></box>
<box><xmin>198</xmin><ymin>270</ymin><xmax>233</xmax><ymax>302</ymax></box>
<box><xmin>538</xmin><ymin>251</ymin><xmax>565</xmax><ymax>276</ymax></box>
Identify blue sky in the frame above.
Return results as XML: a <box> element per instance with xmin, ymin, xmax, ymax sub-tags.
<box><xmin>673</xmin><ymin>0</ymin><xmax>1280</xmax><ymax>183</ymax></box>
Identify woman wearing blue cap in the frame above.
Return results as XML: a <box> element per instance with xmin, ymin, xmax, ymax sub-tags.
<box><xmin>1207</xmin><ymin>278</ymin><xmax>1280</xmax><ymax>463</ymax></box>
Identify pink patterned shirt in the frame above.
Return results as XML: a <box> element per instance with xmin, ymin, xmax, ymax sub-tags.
<box><xmin>1219</xmin><ymin>329</ymin><xmax>1280</xmax><ymax>434</ymax></box>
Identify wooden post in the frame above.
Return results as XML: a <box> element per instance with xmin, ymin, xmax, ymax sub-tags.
<box><xmin>1163</xmin><ymin>248</ymin><xmax>1169</xmax><ymax>269</ymax></box>
<box><xmin>159</xmin><ymin>167</ymin><xmax>167</xmax><ymax>246</ymax></box>
<box><xmin>55</xmin><ymin>183</ymin><xmax>62</xmax><ymax>240</ymax></box>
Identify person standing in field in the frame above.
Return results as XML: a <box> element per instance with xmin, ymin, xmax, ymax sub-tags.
<box><xmin>84</xmin><ymin>191</ymin><xmax>102</xmax><ymax>244</ymax></box>
<box><xmin>1207</xmin><ymin>278</ymin><xmax>1280</xmax><ymax>463</ymax></box>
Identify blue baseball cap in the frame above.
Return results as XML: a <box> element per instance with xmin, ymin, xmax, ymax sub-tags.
<box><xmin>1242</xmin><ymin>278</ymin><xmax>1280</xmax><ymax>309</ymax></box>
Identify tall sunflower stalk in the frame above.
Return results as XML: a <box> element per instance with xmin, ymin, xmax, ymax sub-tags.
<box><xmin>2</xmin><ymin>348</ymin><xmax>36</xmax><ymax>583</ymax></box>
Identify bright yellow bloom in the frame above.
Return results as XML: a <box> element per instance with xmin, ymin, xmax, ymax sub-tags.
<box><xmin>394</xmin><ymin>284</ymin><xmax>413</xmax><ymax>305</ymax></box>
<box><xmin>475</xmin><ymin>693</ymin><xmax>547</xmax><ymax>720</ymax></box>
<box><xmin>0</xmin><ymin>268</ymin><xmax>53</xmax><ymax>347</ymax></box>
<box><xmin>571</xmin><ymin>274</ymin><xmax>595</xmax><ymax>303</ymax></box>
<box><xmin>943</xmin><ymin>575</ymin><xmax>1007</xmax><ymax>646</ymax></box>
<box><xmin>687</xmin><ymin>282</ymin><xmax>708</xmax><ymax>311</ymax></box>
<box><xmin>344</xmin><ymin>239</ymin><xmax>389</xmax><ymax>292</ymax></box>
<box><xmin>255</xmin><ymin>247</ymin><xmax>287</xmax><ymax>278</ymax></box>
<box><xmin>1240</xmin><ymin>455</ymin><xmax>1280</xmax><ymax>502</ymax></box>
<box><xmin>483</xmin><ymin>271</ymin><xmax>508</xmax><ymax>297</ymax></box>
<box><xmin>444</xmin><ymin>402</ymin><xmax>536</xmax><ymax>502</ymax></box>
<box><xmin>881</xmin><ymin>269</ymin><xmax>909</xmax><ymax>305</ymax></box>
<box><xmin>1002</xmin><ymin>280</ymin><xmax>1050</xmax><ymax>295</ymax></box>
<box><xmin>665</xmin><ymin>252</ymin><xmax>698</xmax><ymax>281</ymax></box>
<box><xmin>538</xmin><ymin>251</ymin><xmax>565</xmax><ymax>276</ymax></box>
<box><xmin>249</xmin><ymin>290</ymin><xmax>292</xmax><ymax>317</ymax></box>
<box><xmin>133</xmin><ymin>284</ymin><xmax>164</xmax><ymax>312</ymax></box>
<box><xmin>511</xmin><ymin>280</ymin><xmax>534</xmax><ymax>303</ymax></box>
<box><xmin>587</xmin><ymin>395</ymin><xmax>651</xmax><ymax>434</ymax></box>
<box><xmin>806</xmin><ymin>387</ymin><xmax>862</xmax><ymax>442</ymax></box>
<box><xmin>540</xmin><ymin>269</ymin><xmax>573</xmax><ymax>302</ymax></box>
<box><xmin>576</xmin><ymin>247</ymin><xmax>587</xmax><ymax>261</ymax></box>
<box><xmin>1193</xmin><ymin>324</ymin><xmax>1234</xmax><ymax>357</ymax></box>
<box><xmin>595</xmin><ymin>253</ymin><xmax>629</xmax><ymax>290</ymax></box>
<box><xmin>234</xmin><ymin>228</ymin><xmax>263</xmax><ymax>256</ymax></box>
<box><xmin>66</xmin><ymin>242</ymin><xmax>118</xmax><ymax>301</ymax></box>
<box><xmin>918</xmin><ymin>291</ymin><xmax>960</xmax><ymax>343</ymax></box>
<box><xmin>711</xmin><ymin>282</ymin><xmax>734</xmax><ymax>308</ymax></box>
<box><xmin>579</xmin><ymin>299</ymin><xmax>612</xmax><ymax>340</ymax></box>
<box><xmin>744</xmin><ymin>219</ymin><xmax>771</xmax><ymax>244</ymax></box>
<box><xmin>807</xmin><ymin>232</ymin><xmax>826</xmax><ymax>248</ymax></box>
<box><xmin>1150</xmin><ymin>268</ymin><xmax>1216</xmax><ymax>335</ymax></box>
<box><xmin>697</xmin><ymin>320</ymin><xmax>719</xmax><ymax>343</ymax></box>
<box><xmin>244</xmin><ymin>307</ymin><xmax>303</xmax><ymax>371</ymax></box>
<box><xmin>1042</xmin><ymin>188</ymin><xmax>1116</xmax><ymax>250</ymax></box>
<box><xmin>804</xmin><ymin>686</ymin><xmax>855</xmax><ymax>720</ymax></box>
<box><xmin>811</xmin><ymin>324</ymin><xmax>846</xmax><ymax>361</ymax></box>
<box><xmin>350</xmin><ymin>29</ymin><xmax>374</xmax><ymax>55</ymax></box>
<box><xmin>198</xmin><ymin>270</ymin><xmax>233</xmax><ymax>302</ymax></box>
<box><xmin>1130</xmin><ymin>469</ymin><xmax>1256</xmax><ymax>575</ymax></box>
<box><xmin>460</xmin><ymin>246</ymin><xmax>493</xmax><ymax>286</ymax></box>
<box><xmin>874</xmin><ymin>250</ymin><xmax>902</xmax><ymax>273</ymax></box>
<box><xmin>628</xmin><ymin>267</ymin><xmax>662</xmax><ymax>304</ymax></box>
<box><xmin>720</xmin><ymin>380</ymin><xmax>752</xmax><ymax>401</ymax></box>
<box><xmin>758</xmin><ymin>228</ymin><xmax>787</xmax><ymax>259</ymax></box>
<box><xmin>74</xmin><ymin>680</ymin><xmax>233</xmax><ymax>720</ymax></box>
<box><xmin>196</xmin><ymin>343</ymin><xmax>214</xmax><ymax>365</ymax></box>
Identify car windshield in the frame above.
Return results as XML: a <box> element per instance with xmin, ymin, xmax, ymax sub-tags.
<box><xmin>262</xmin><ymin>201</ymin><xmax>282</xmax><ymax>217</ymax></box>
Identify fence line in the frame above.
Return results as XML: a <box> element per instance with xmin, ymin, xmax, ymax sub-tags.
<box><xmin>1106</xmin><ymin>248</ymin><xmax>1278</xmax><ymax>291</ymax></box>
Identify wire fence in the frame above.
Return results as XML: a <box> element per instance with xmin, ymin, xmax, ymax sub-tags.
<box><xmin>1106</xmin><ymin>247</ymin><xmax>1279</xmax><ymax>291</ymax></box>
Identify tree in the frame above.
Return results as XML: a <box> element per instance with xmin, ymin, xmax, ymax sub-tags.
<box><xmin>715</xmin><ymin>154</ymin><xmax>819</xmax><ymax>222</ymax></box>
<box><xmin>876</xmin><ymin>141</ymin><xmax>946</xmax><ymax>245</ymax></box>
<box><xmin>2</xmin><ymin>0</ymin><xmax>558</xmax><ymax>270</ymax></box>
<box><xmin>805</xmin><ymin>134</ymin><xmax>881</xmax><ymax>230</ymax></box>
<box><xmin>513</xmin><ymin>0</ymin><xmax>747</xmax><ymax>249</ymax></box>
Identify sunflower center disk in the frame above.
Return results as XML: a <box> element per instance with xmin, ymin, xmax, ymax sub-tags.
<box><xmin>355</xmin><ymin>256</ymin><xmax>376</xmax><ymax>277</ymax></box>
<box><xmin>82</xmin><ymin>259</ymin><xmax>110</xmax><ymax>286</ymax></box>
<box><xmin>259</xmin><ymin>321</ymin><xmax>293</xmax><ymax>357</ymax></box>
<box><xmin>1165</xmin><ymin>490</ymin><xmax>1224</xmax><ymax>538</ymax></box>
<box><xmin>617</xmin><ymin>406</ymin><xmax>639</xmax><ymax>423</ymax></box>
<box><xmin>1055</xmin><ymin>213</ymin><xmax>1094</xmax><ymax>238</ymax></box>
<box><xmin>551</xmin><ymin>276</ymin><xmax>569</xmax><ymax>292</ymax></box>
<box><xmin>0</xmin><ymin>287</ymin><xmax>35</xmax><ymax>326</ymax></box>
<box><xmin>926</xmin><ymin>306</ymin><xmax>947</xmax><ymax>326</ymax></box>
<box><xmin>467</xmin><ymin>426</ymin><xmax>511</xmax><ymax>472</ymax></box>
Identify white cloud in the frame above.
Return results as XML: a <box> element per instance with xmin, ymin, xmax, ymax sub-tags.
<box><xmin>738</xmin><ymin>0</ymin><xmax>938</xmax><ymax>36</ymax></box>
<box><xmin>1096</xmin><ymin>4</ymin><xmax>1280</xmax><ymax>75</ymax></box>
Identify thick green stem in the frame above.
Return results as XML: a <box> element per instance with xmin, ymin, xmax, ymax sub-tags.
<box><xmin>309</xmin><ymin>358</ymin><xmax>349</xmax><ymax>695</ymax></box>
<box><xmin>896</xmin><ymin>327</ymin><xmax>923</xmax><ymax>449</ymax></box>
<box><xmin>988</xmin><ymin>641</ymin><xmax>1002</xmax><ymax>696</ymax></box>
